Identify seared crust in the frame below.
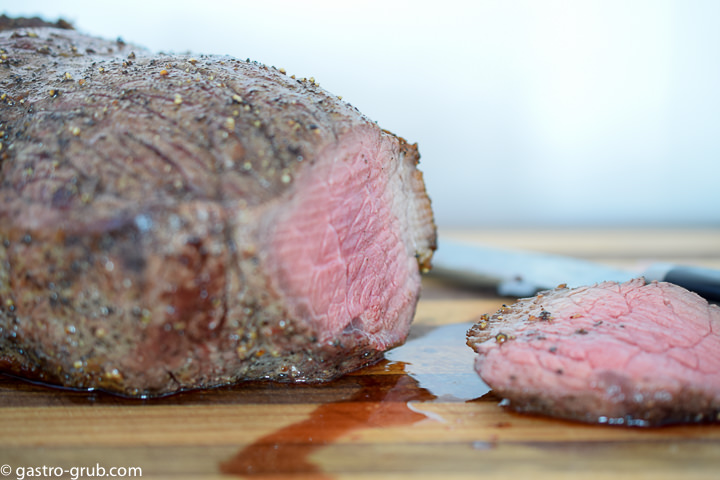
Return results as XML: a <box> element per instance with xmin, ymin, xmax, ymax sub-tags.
<box><xmin>0</xmin><ymin>26</ymin><xmax>436</xmax><ymax>396</ymax></box>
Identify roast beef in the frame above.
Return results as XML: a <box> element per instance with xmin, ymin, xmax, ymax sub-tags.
<box><xmin>466</xmin><ymin>279</ymin><xmax>720</xmax><ymax>426</ymax></box>
<box><xmin>0</xmin><ymin>22</ymin><xmax>436</xmax><ymax>397</ymax></box>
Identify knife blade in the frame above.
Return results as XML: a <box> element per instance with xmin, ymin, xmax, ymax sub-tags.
<box><xmin>430</xmin><ymin>238</ymin><xmax>720</xmax><ymax>302</ymax></box>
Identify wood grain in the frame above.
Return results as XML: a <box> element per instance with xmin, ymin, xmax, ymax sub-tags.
<box><xmin>1</xmin><ymin>229</ymin><xmax>719</xmax><ymax>479</ymax></box>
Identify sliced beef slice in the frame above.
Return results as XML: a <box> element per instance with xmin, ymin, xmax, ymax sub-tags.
<box><xmin>0</xmin><ymin>25</ymin><xmax>436</xmax><ymax>397</ymax></box>
<box><xmin>467</xmin><ymin>279</ymin><xmax>720</xmax><ymax>426</ymax></box>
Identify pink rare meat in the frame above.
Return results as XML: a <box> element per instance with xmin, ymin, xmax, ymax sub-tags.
<box><xmin>466</xmin><ymin>278</ymin><xmax>720</xmax><ymax>426</ymax></box>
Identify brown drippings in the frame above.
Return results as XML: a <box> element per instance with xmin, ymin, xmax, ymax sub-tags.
<box><xmin>220</xmin><ymin>322</ymin><xmax>489</xmax><ymax>476</ymax></box>
<box><xmin>220</xmin><ymin>369</ymin><xmax>434</xmax><ymax>477</ymax></box>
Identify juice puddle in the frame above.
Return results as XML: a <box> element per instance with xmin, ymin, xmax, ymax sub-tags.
<box><xmin>385</xmin><ymin>321</ymin><xmax>490</xmax><ymax>402</ymax></box>
<box><xmin>221</xmin><ymin>321</ymin><xmax>487</xmax><ymax>476</ymax></box>
<box><xmin>220</xmin><ymin>369</ymin><xmax>433</xmax><ymax>477</ymax></box>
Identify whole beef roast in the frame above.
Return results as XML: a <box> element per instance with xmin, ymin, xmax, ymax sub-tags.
<box><xmin>467</xmin><ymin>279</ymin><xmax>720</xmax><ymax>426</ymax></box>
<box><xmin>0</xmin><ymin>21</ymin><xmax>436</xmax><ymax>397</ymax></box>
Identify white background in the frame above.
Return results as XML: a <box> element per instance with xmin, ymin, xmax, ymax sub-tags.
<box><xmin>4</xmin><ymin>1</ymin><xmax>719</xmax><ymax>228</ymax></box>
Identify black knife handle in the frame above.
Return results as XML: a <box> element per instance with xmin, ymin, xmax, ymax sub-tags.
<box><xmin>663</xmin><ymin>266</ymin><xmax>720</xmax><ymax>303</ymax></box>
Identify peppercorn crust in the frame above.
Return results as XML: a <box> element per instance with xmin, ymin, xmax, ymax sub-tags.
<box><xmin>0</xmin><ymin>25</ymin><xmax>436</xmax><ymax>396</ymax></box>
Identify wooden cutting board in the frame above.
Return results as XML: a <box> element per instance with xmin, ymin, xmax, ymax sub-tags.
<box><xmin>1</xmin><ymin>228</ymin><xmax>719</xmax><ymax>479</ymax></box>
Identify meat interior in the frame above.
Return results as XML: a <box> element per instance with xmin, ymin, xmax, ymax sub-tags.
<box><xmin>265</xmin><ymin>128</ymin><xmax>430</xmax><ymax>350</ymax></box>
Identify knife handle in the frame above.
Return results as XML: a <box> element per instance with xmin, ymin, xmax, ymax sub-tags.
<box><xmin>662</xmin><ymin>266</ymin><xmax>720</xmax><ymax>303</ymax></box>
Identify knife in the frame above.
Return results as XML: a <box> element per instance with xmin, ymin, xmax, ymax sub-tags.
<box><xmin>429</xmin><ymin>238</ymin><xmax>720</xmax><ymax>302</ymax></box>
